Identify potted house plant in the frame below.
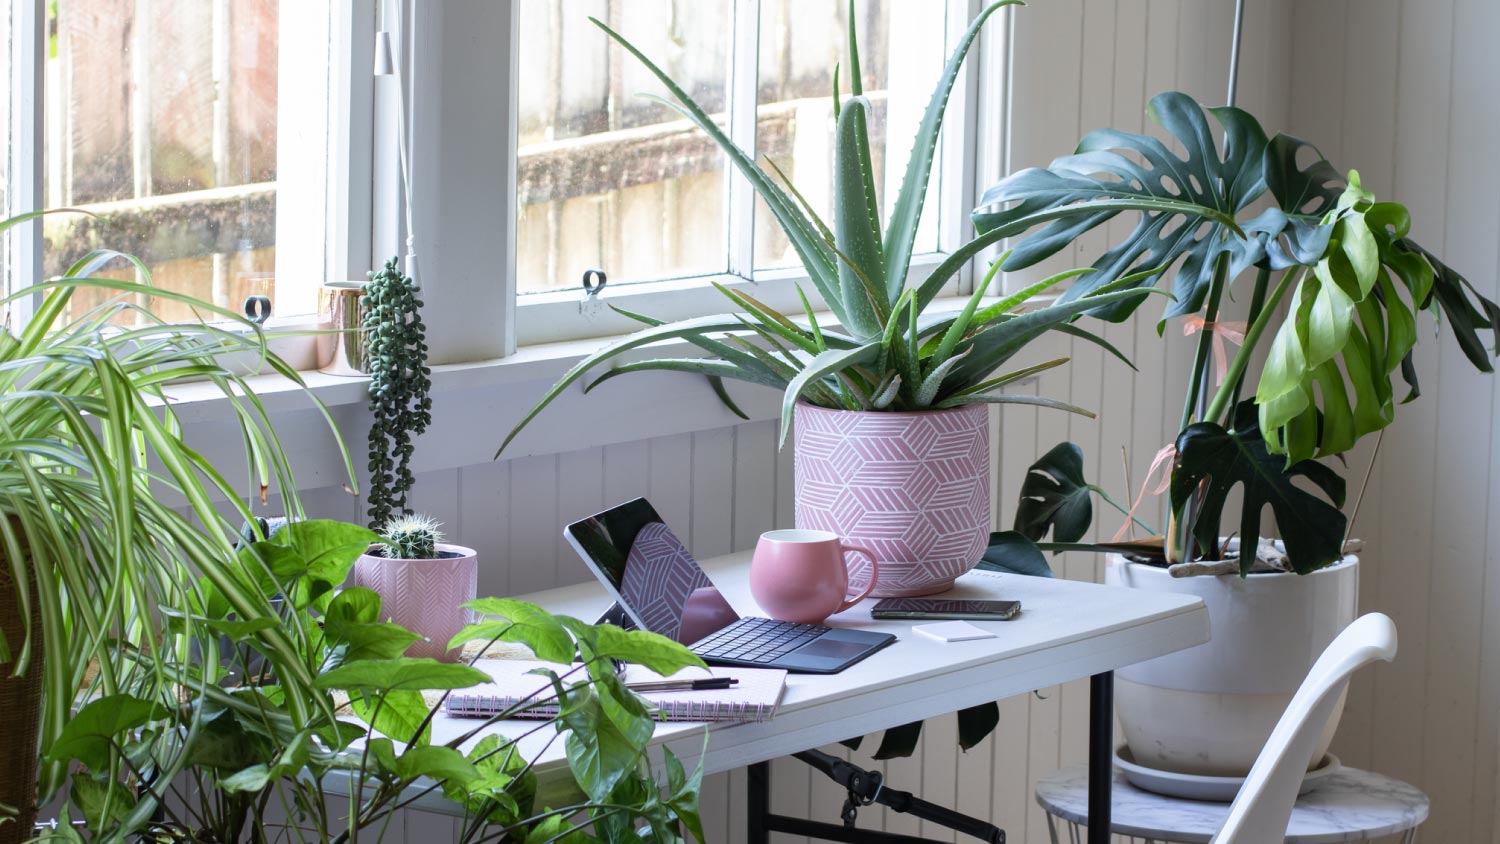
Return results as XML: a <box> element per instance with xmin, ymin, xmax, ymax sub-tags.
<box><xmin>0</xmin><ymin>212</ymin><xmax>356</xmax><ymax>841</ymax></box>
<box><xmin>363</xmin><ymin>256</ymin><xmax>433</xmax><ymax>528</ymax></box>
<box><xmin>498</xmin><ymin>0</ymin><xmax>1164</xmax><ymax>597</ymax></box>
<box><xmin>972</xmin><ymin>92</ymin><xmax>1500</xmax><ymax>783</ymax></box>
<box><xmin>46</xmin><ymin>517</ymin><xmax>708</xmax><ymax>843</ymax></box>
<box><xmin>354</xmin><ymin>514</ymin><xmax>479</xmax><ymax>661</ymax></box>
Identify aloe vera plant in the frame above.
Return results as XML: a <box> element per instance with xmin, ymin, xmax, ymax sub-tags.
<box><xmin>497</xmin><ymin>0</ymin><xmax>1168</xmax><ymax>456</ymax></box>
<box><xmin>974</xmin><ymin>92</ymin><xmax>1500</xmax><ymax>572</ymax></box>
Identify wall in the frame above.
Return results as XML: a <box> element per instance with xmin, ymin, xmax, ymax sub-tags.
<box><xmin>1284</xmin><ymin>2</ymin><xmax>1500</xmax><ymax>843</ymax></box>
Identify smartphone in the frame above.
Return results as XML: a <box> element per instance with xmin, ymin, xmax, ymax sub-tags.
<box><xmin>870</xmin><ymin>597</ymin><xmax>1021</xmax><ymax>621</ymax></box>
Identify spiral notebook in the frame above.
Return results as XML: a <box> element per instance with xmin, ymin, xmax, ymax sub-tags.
<box><xmin>446</xmin><ymin>660</ymin><xmax>788</xmax><ymax>723</ymax></box>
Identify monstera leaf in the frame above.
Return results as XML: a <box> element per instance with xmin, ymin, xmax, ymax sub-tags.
<box><xmin>1170</xmin><ymin>401</ymin><xmax>1347</xmax><ymax>574</ymax></box>
<box><xmin>972</xmin><ymin>91</ymin><xmax>1266</xmax><ymax>322</ymax></box>
<box><xmin>1013</xmin><ymin>442</ymin><xmax>1093</xmax><ymax>542</ymax></box>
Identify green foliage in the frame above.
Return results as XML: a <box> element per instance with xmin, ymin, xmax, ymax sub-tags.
<box><xmin>46</xmin><ymin>514</ymin><xmax>706</xmax><ymax>844</ymax></box>
<box><xmin>365</xmin><ymin>256</ymin><xmax>433</xmax><ymax>527</ymax></box>
<box><xmin>1013</xmin><ymin>442</ymin><xmax>1094</xmax><ymax>543</ymax></box>
<box><xmin>377</xmin><ymin>512</ymin><xmax>445</xmax><ymax>560</ymax></box>
<box><xmin>497</xmin><ymin>0</ymin><xmax>1158</xmax><ymax>456</ymax></box>
<box><xmin>0</xmin><ymin>212</ymin><xmax>356</xmax><ymax>817</ymax></box>
<box><xmin>1170</xmin><ymin>402</ymin><xmax>1348</xmax><ymax>575</ymax></box>
<box><xmin>975</xmin><ymin>91</ymin><xmax>1500</xmax><ymax>569</ymax></box>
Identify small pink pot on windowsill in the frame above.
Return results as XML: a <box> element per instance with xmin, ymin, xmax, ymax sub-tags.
<box><xmin>352</xmin><ymin>543</ymin><xmax>478</xmax><ymax>662</ymax></box>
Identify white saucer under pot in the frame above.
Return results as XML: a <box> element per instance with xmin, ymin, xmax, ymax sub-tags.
<box><xmin>1105</xmin><ymin>552</ymin><xmax>1358</xmax><ymax>780</ymax></box>
<box><xmin>1114</xmin><ymin>745</ymin><xmax>1342</xmax><ymax>802</ymax></box>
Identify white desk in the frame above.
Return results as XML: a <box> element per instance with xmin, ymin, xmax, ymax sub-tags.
<box><xmin>417</xmin><ymin>552</ymin><xmax>1209</xmax><ymax>842</ymax></box>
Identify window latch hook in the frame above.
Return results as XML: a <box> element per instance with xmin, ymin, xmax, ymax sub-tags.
<box><xmin>243</xmin><ymin>295</ymin><xmax>272</xmax><ymax>325</ymax></box>
<box><xmin>582</xmin><ymin>269</ymin><xmax>607</xmax><ymax>298</ymax></box>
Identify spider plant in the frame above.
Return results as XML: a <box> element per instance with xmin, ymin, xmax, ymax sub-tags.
<box><xmin>497</xmin><ymin>0</ymin><xmax>1174</xmax><ymax>456</ymax></box>
<box><xmin>0</xmin><ymin>210</ymin><xmax>355</xmax><ymax>838</ymax></box>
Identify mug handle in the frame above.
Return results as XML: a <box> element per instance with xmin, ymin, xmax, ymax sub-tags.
<box><xmin>836</xmin><ymin>544</ymin><xmax>880</xmax><ymax>613</ymax></box>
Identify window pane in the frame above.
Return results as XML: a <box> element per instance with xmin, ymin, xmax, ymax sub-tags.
<box><xmin>517</xmin><ymin>0</ymin><xmax>731</xmax><ymax>294</ymax></box>
<box><xmin>41</xmin><ymin>0</ymin><xmax>302</xmax><ymax>325</ymax></box>
<box><xmin>754</xmin><ymin>0</ymin><xmax>946</xmax><ymax>271</ymax></box>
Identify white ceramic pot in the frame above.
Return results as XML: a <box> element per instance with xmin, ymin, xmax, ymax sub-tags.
<box><xmin>1105</xmin><ymin>553</ymin><xmax>1358</xmax><ymax>778</ymax></box>
<box><xmin>793</xmin><ymin>403</ymin><xmax>990</xmax><ymax>597</ymax></box>
<box><xmin>352</xmin><ymin>543</ymin><xmax>478</xmax><ymax>662</ymax></box>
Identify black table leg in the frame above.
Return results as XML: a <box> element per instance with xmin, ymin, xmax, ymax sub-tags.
<box><xmin>1088</xmin><ymin>671</ymin><xmax>1114</xmax><ymax>844</ymax></box>
<box><xmin>749</xmin><ymin>760</ymin><xmax>770</xmax><ymax>844</ymax></box>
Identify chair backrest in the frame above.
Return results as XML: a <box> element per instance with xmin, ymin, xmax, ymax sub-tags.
<box><xmin>1211</xmin><ymin>613</ymin><xmax>1397</xmax><ymax>844</ymax></box>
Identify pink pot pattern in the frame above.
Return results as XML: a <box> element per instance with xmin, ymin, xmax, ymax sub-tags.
<box><xmin>794</xmin><ymin>403</ymin><xmax>990</xmax><ymax>597</ymax></box>
<box><xmin>352</xmin><ymin>544</ymin><xmax>478</xmax><ymax>661</ymax></box>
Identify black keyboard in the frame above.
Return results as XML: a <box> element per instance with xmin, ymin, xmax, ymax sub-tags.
<box><xmin>691</xmin><ymin>616</ymin><xmax>830</xmax><ymax>664</ymax></box>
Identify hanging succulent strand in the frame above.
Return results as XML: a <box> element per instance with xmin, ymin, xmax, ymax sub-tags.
<box><xmin>365</xmin><ymin>256</ymin><xmax>432</xmax><ymax>528</ymax></box>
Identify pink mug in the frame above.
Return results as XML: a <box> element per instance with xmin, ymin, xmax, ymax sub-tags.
<box><xmin>749</xmin><ymin>529</ymin><xmax>880</xmax><ymax>624</ymax></box>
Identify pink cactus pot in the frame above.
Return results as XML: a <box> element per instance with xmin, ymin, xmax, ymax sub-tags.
<box><xmin>352</xmin><ymin>543</ymin><xmax>478</xmax><ymax>661</ymax></box>
<box><xmin>794</xmin><ymin>403</ymin><xmax>990</xmax><ymax>597</ymax></box>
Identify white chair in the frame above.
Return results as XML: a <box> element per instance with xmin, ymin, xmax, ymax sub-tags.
<box><xmin>1036</xmin><ymin>613</ymin><xmax>1410</xmax><ymax>844</ymax></box>
<box><xmin>1211</xmin><ymin>611</ymin><xmax>1398</xmax><ymax>843</ymax></box>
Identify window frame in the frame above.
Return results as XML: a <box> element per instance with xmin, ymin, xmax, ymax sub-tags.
<box><xmin>3</xmin><ymin>0</ymin><xmax>372</xmax><ymax>350</ymax></box>
<box><xmin>489</xmin><ymin>0</ymin><xmax>998</xmax><ymax>349</ymax></box>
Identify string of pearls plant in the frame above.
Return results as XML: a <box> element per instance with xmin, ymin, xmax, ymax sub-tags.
<box><xmin>364</xmin><ymin>257</ymin><xmax>433</xmax><ymax>528</ymax></box>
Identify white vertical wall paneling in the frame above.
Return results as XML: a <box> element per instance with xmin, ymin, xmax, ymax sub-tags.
<box><xmin>1328</xmin><ymin>0</ymin><xmax>1400</xmax><ymax>776</ymax></box>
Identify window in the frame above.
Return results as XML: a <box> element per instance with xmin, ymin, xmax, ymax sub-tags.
<box><xmin>4</xmin><ymin>0</ymin><xmax>356</xmax><ymax>328</ymax></box>
<box><xmin>511</xmin><ymin>0</ymin><xmax>970</xmax><ymax>345</ymax></box>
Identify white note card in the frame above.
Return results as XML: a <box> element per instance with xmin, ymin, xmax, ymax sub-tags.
<box><xmin>912</xmin><ymin>620</ymin><xmax>997</xmax><ymax>643</ymax></box>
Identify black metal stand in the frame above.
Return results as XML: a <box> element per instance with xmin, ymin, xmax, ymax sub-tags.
<box><xmin>1088</xmin><ymin>671</ymin><xmax>1114</xmax><ymax>844</ymax></box>
<box><xmin>746</xmin><ymin>751</ymin><xmax>1005</xmax><ymax>844</ymax></box>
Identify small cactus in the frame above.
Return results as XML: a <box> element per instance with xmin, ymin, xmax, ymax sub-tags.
<box><xmin>378</xmin><ymin>513</ymin><xmax>445</xmax><ymax>560</ymax></box>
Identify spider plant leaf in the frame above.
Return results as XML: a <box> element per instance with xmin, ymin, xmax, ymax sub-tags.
<box><xmin>885</xmin><ymin>0</ymin><xmax>1019</xmax><ymax>301</ymax></box>
<box><xmin>974</xmin><ymin>91</ymin><xmax>1270</xmax><ymax>323</ymax></box>
<box><xmin>833</xmin><ymin>96</ymin><xmax>887</xmax><ymax>339</ymax></box>
<box><xmin>935</xmin><ymin>392</ymin><xmax>1095</xmax><ymax>418</ymax></box>
<box><xmin>496</xmin><ymin>314</ymin><xmax>752</xmax><ymax>456</ymax></box>
<box><xmin>780</xmin><ymin>343</ymin><xmax>883</xmax><ymax>445</ymax></box>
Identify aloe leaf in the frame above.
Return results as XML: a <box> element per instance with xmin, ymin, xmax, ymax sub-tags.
<box><xmin>935</xmin><ymin>392</ymin><xmax>1096</xmax><ymax>417</ymax></box>
<box><xmin>833</xmin><ymin>97</ymin><xmax>887</xmax><ymax>339</ymax></box>
<box><xmin>592</xmin><ymin>20</ymin><xmax>846</xmax><ymax>323</ymax></box>
<box><xmin>585</xmin><ymin>359</ymin><xmax>787</xmax><ymax>393</ymax></box>
<box><xmin>496</xmin><ymin>314</ymin><xmax>752</xmax><ymax>456</ymax></box>
<box><xmin>885</xmin><ymin>0</ymin><xmax>1019</xmax><ymax>300</ymax></box>
<box><xmin>915</xmin><ymin>348</ymin><xmax>971</xmax><ymax>407</ymax></box>
<box><xmin>945</xmin><ymin>356</ymin><xmax>1072</xmax><ymax>399</ymax></box>
<box><xmin>1052</xmin><ymin>323</ymin><xmax>1136</xmax><ymax>370</ymax></box>
<box><xmin>929</xmin><ymin>260</ymin><xmax>999</xmax><ymax>374</ymax></box>
<box><xmin>845</xmin><ymin>0</ymin><xmax>885</xmax><ymax>268</ymax></box>
<box><xmin>870</xmin><ymin>373</ymin><xmax>903</xmax><ymax>409</ymax></box>
<box><xmin>708</xmin><ymin>375</ymin><xmax>750</xmax><ymax>420</ymax></box>
<box><xmin>765</xmin><ymin>156</ymin><xmax>836</xmax><ymax>248</ymax></box>
<box><xmin>795</xmin><ymin>284</ymin><xmax>828</xmax><ymax>352</ymax></box>
<box><xmin>779</xmin><ymin>343</ymin><xmax>883</xmax><ymax>445</ymax></box>
<box><xmin>711</xmin><ymin>283</ymin><xmax>822</xmax><ymax>356</ymax></box>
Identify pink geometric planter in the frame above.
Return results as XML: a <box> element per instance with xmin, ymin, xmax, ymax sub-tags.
<box><xmin>352</xmin><ymin>544</ymin><xmax>478</xmax><ymax>662</ymax></box>
<box><xmin>794</xmin><ymin>403</ymin><xmax>990</xmax><ymax>597</ymax></box>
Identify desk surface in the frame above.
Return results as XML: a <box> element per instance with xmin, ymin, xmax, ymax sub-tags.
<box><xmin>421</xmin><ymin>551</ymin><xmax>1207</xmax><ymax>798</ymax></box>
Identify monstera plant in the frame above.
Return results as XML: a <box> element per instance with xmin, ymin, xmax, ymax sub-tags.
<box><xmin>972</xmin><ymin>91</ymin><xmax>1500</xmax><ymax>573</ymax></box>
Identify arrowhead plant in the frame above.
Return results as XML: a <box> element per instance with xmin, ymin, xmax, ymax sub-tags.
<box><xmin>498</xmin><ymin>0</ymin><xmax>1167</xmax><ymax>457</ymax></box>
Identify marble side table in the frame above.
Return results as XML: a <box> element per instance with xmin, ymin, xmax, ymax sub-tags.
<box><xmin>1035</xmin><ymin>766</ymin><xmax>1428</xmax><ymax>844</ymax></box>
